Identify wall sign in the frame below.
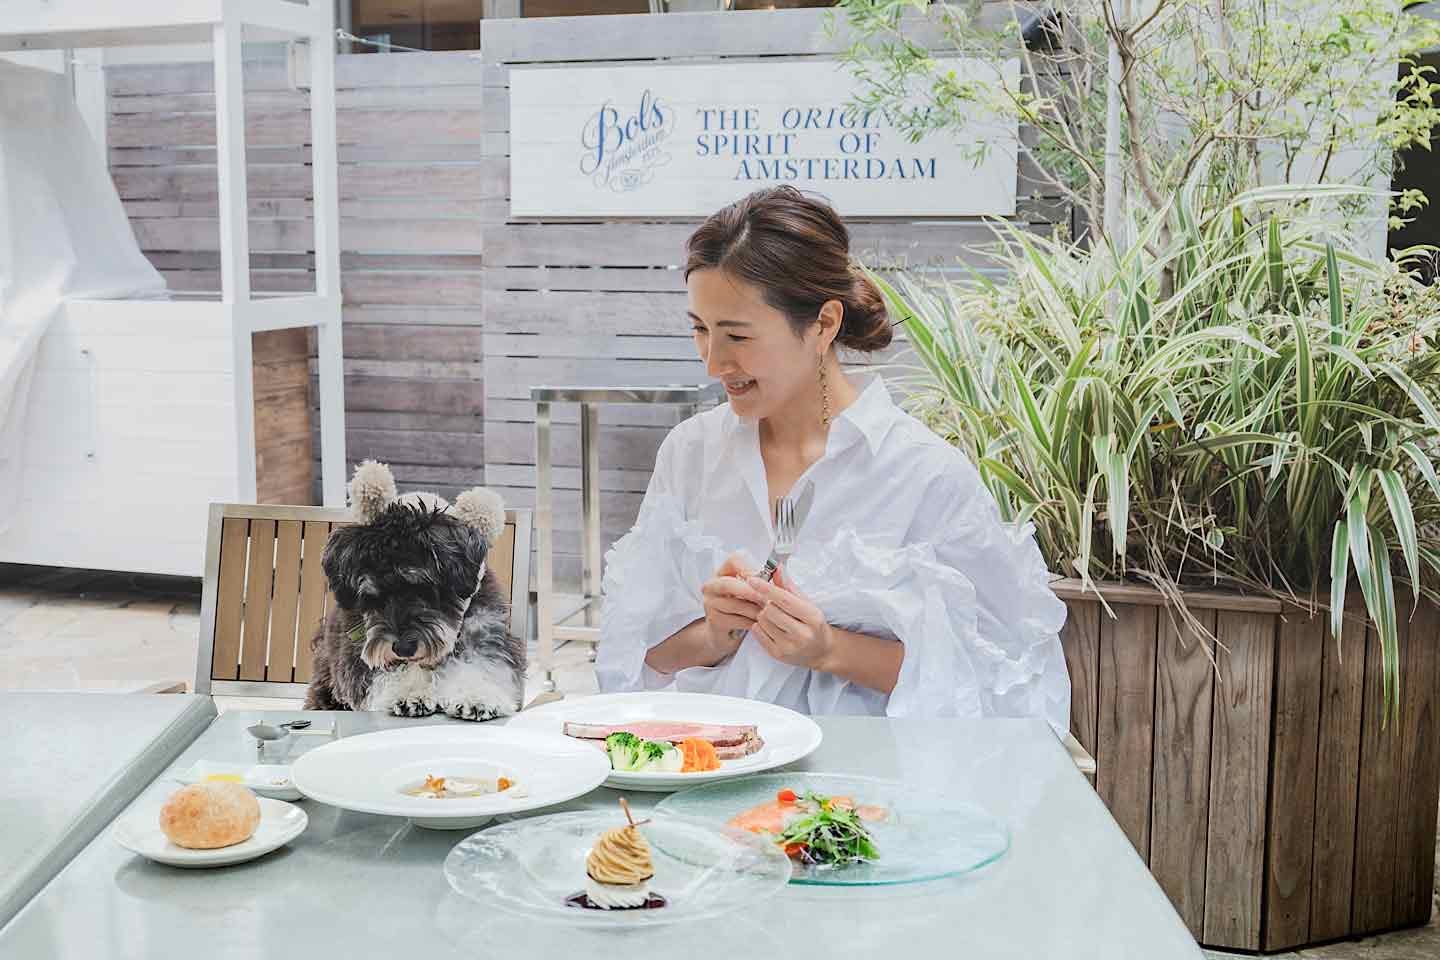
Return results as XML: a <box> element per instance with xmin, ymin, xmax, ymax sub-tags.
<box><xmin>508</xmin><ymin>58</ymin><xmax>1020</xmax><ymax>218</ymax></box>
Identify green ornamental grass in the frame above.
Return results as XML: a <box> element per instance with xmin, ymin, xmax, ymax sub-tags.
<box><xmin>874</xmin><ymin>181</ymin><xmax>1440</xmax><ymax>716</ymax></box>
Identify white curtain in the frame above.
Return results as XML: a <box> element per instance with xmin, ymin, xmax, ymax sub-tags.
<box><xmin>0</xmin><ymin>61</ymin><xmax>166</xmax><ymax>532</ymax></box>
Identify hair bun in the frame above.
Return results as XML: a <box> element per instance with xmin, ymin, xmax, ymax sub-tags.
<box><xmin>839</xmin><ymin>267</ymin><xmax>892</xmax><ymax>353</ymax></box>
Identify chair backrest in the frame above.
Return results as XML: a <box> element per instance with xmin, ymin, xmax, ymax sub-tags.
<box><xmin>195</xmin><ymin>503</ymin><xmax>532</xmax><ymax>698</ymax></box>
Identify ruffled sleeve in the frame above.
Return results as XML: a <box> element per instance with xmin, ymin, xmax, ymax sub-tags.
<box><xmin>910</xmin><ymin>458</ymin><xmax>1070</xmax><ymax>731</ymax></box>
<box><xmin>594</xmin><ymin>430</ymin><xmax>731</xmax><ymax>693</ymax></box>
<box><xmin>791</xmin><ymin>457</ymin><xmax>1070</xmax><ymax>733</ymax></box>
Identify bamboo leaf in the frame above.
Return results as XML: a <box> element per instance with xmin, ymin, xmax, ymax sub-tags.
<box><xmin>1092</xmin><ymin>433</ymin><xmax>1128</xmax><ymax>558</ymax></box>
<box><xmin>1377</xmin><ymin>361</ymin><xmax>1440</xmax><ymax>432</ymax></box>
<box><xmin>1311</xmin><ymin>341</ymin><xmax>1373</xmax><ymax>379</ymax></box>
<box><xmin>1401</xmin><ymin>442</ymin><xmax>1440</xmax><ymax>502</ymax></box>
<box><xmin>1331</xmin><ymin>521</ymin><xmax>1350</xmax><ymax>643</ymax></box>
<box><xmin>1049</xmin><ymin>340</ymin><xmax>1095</xmax><ymax>461</ymax></box>
<box><xmin>1266</xmin><ymin>215</ymin><xmax>1285</xmax><ymax>303</ymax></box>
<box><xmin>1158</xmin><ymin>383</ymin><xmax>1185</xmax><ymax>432</ymax></box>
<box><xmin>1010</xmin><ymin>359</ymin><xmax>1050</xmax><ymax>449</ymax></box>
<box><xmin>1369</xmin><ymin>529</ymin><xmax>1400</xmax><ymax>724</ymax></box>
<box><xmin>1078</xmin><ymin>473</ymin><xmax>1100</xmax><ymax>578</ymax></box>
<box><xmin>1347</xmin><ymin>471</ymin><xmax>1375</xmax><ymax>594</ymax></box>
<box><xmin>981</xmin><ymin>457</ymin><xmax>1042</xmax><ymax>506</ymax></box>
<box><xmin>1376</xmin><ymin>468</ymin><xmax>1421</xmax><ymax>591</ymax></box>
<box><xmin>1173</xmin><ymin>432</ymin><xmax>1295</xmax><ymax>456</ymax></box>
<box><xmin>1326</xmin><ymin>243</ymin><xmax>1343</xmax><ymax>347</ymax></box>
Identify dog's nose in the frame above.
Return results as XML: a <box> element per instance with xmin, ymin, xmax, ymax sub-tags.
<box><xmin>392</xmin><ymin>638</ymin><xmax>419</xmax><ymax>658</ymax></box>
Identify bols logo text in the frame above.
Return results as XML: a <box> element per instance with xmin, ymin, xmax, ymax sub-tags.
<box><xmin>579</xmin><ymin>90</ymin><xmax>673</xmax><ymax>193</ymax></box>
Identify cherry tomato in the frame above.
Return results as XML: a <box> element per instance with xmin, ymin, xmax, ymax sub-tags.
<box><xmin>777</xmin><ymin>789</ymin><xmax>798</xmax><ymax>804</ymax></box>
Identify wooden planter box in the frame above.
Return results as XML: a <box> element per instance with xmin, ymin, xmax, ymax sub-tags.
<box><xmin>1052</xmin><ymin>579</ymin><xmax>1440</xmax><ymax>952</ymax></box>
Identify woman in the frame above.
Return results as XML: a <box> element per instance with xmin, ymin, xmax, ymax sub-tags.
<box><xmin>596</xmin><ymin>186</ymin><xmax>1070</xmax><ymax>731</ymax></box>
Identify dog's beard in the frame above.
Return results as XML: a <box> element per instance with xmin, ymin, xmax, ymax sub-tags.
<box><xmin>357</xmin><ymin>609</ymin><xmax>463</xmax><ymax>670</ymax></box>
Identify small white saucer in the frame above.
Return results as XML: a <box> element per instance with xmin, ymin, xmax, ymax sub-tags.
<box><xmin>174</xmin><ymin>761</ymin><xmax>302</xmax><ymax>801</ymax></box>
<box><xmin>114</xmin><ymin>797</ymin><xmax>307</xmax><ymax>868</ymax></box>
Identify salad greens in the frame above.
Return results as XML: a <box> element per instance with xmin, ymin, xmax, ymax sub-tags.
<box><xmin>777</xmin><ymin>792</ymin><xmax>880</xmax><ymax>866</ymax></box>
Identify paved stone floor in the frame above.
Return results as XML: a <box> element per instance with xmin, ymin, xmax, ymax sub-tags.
<box><xmin>2</xmin><ymin>562</ymin><xmax>1435</xmax><ymax>957</ymax></box>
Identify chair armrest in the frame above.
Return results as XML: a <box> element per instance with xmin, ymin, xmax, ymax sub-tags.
<box><xmin>522</xmin><ymin>690</ymin><xmax>564</xmax><ymax>711</ymax></box>
<box><xmin>134</xmin><ymin>680</ymin><xmax>188</xmax><ymax>694</ymax></box>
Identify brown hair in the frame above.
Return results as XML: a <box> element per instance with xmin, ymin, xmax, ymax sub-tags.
<box><xmin>684</xmin><ymin>186</ymin><xmax>891</xmax><ymax>353</ymax></box>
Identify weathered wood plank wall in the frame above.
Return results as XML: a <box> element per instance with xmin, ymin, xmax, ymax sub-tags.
<box><xmin>107</xmin><ymin>50</ymin><xmax>492</xmax><ymax>516</ymax></box>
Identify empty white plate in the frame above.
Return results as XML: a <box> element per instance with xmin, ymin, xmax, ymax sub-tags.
<box><xmin>114</xmin><ymin>796</ymin><xmax>307</xmax><ymax>868</ymax></box>
<box><xmin>506</xmin><ymin>692</ymin><xmax>824</xmax><ymax>792</ymax></box>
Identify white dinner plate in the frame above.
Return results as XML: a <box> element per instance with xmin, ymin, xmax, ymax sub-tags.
<box><xmin>289</xmin><ymin>725</ymin><xmax>611</xmax><ymax>829</ymax></box>
<box><xmin>506</xmin><ymin>692</ymin><xmax>824</xmax><ymax>792</ymax></box>
<box><xmin>174</xmin><ymin>761</ymin><xmax>302</xmax><ymax>801</ymax></box>
<box><xmin>114</xmin><ymin>796</ymin><xmax>307</xmax><ymax>868</ymax></box>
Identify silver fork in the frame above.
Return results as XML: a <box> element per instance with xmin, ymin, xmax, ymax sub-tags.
<box><xmin>729</xmin><ymin>494</ymin><xmax>799</xmax><ymax>641</ymax></box>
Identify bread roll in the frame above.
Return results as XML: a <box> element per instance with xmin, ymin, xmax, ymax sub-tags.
<box><xmin>159</xmin><ymin>782</ymin><xmax>261</xmax><ymax>849</ymax></box>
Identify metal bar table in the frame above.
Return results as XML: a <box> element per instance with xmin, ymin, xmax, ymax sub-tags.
<box><xmin>0</xmin><ymin>711</ymin><xmax>1203</xmax><ymax>958</ymax></box>
<box><xmin>0</xmin><ymin>692</ymin><xmax>216</xmax><ymax>928</ymax></box>
<box><xmin>531</xmin><ymin>383</ymin><xmax>724</xmax><ymax>693</ymax></box>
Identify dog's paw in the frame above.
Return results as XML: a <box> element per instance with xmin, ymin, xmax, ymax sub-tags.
<box><xmin>441</xmin><ymin>698</ymin><xmax>504</xmax><ymax>722</ymax></box>
<box><xmin>390</xmin><ymin>694</ymin><xmax>438</xmax><ymax>718</ymax></box>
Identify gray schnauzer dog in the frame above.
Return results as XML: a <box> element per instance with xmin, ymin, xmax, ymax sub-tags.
<box><xmin>305</xmin><ymin>461</ymin><xmax>526</xmax><ymax>720</ymax></box>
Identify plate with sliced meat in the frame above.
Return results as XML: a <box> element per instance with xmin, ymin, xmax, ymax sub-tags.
<box><xmin>506</xmin><ymin>692</ymin><xmax>823</xmax><ymax>791</ymax></box>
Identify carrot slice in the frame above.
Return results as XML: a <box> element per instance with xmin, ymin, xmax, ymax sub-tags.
<box><xmin>678</xmin><ymin>737</ymin><xmax>721</xmax><ymax>772</ymax></box>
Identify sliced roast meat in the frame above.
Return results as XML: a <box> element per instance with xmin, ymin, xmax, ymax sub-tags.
<box><xmin>563</xmin><ymin>719</ymin><xmax>763</xmax><ymax>755</ymax></box>
<box><xmin>711</xmin><ymin>738</ymin><xmax>764</xmax><ymax>760</ymax></box>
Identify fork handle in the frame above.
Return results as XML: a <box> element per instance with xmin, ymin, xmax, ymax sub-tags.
<box><xmin>728</xmin><ymin>561</ymin><xmax>780</xmax><ymax>641</ymax></box>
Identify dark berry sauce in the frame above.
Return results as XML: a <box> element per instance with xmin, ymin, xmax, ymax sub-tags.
<box><xmin>564</xmin><ymin>892</ymin><xmax>668</xmax><ymax>911</ymax></box>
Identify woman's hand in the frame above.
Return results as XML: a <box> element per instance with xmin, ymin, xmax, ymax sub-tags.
<box><xmin>748</xmin><ymin>566</ymin><xmax>836</xmax><ymax>671</ymax></box>
<box><xmin>700</xmin><ymin>554</ymin><xmax>763</xmax><ymax>662</ymax></box>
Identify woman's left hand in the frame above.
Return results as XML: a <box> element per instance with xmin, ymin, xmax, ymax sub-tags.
<box><xmin>747</xmin><ymin>566</ymin><xmax>834</xmax><ymax>671</ymax></box>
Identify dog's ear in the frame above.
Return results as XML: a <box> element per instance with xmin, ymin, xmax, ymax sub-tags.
<box><xmin>451</xmin><ymin>487</ymin><xmax>505</xmax><ymax>548</ymax></box>
<box><xmin>348</xmin><ymin>460</ymin><xmax>397</xmax><ymax>523</ymax></box>
<box><xmin>320</xmin><ymin>526</ymin><xmax>360</xmax><ymax>610</ymax></box>
<box><xmin>428</xmin><ymin>520</ymin><xmax>488</xmax><ymax>601</ymax></box>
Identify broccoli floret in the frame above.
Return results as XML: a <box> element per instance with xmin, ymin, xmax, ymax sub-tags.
<box><xmin>605</xmin><ymin>731</ymin><xmax>643</xmax><ymax>771</ymax></box>
<box><xmin>604</xmin><ymin>732</ymin><xmax>682</xmax><ymax>772</ymax></box>
<box><xmin>605</xmin><ymin>731</ymin><xmax>640</xmax><ymax>751</ymax></box>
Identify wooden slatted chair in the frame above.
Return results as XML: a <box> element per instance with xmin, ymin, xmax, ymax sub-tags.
<box><xmin>193</xmin><ymin>503</ymin><xmax>532</xmax><ymax>700</ymax></box>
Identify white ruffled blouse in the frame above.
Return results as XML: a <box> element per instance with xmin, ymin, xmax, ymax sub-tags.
<box><xmin>595</xmin><ymin>375</ymin><xmax>1071</xmax><ymax>732</ymax></box>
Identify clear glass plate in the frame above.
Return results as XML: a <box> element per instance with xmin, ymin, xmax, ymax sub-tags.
<box><xmin>443</xmin><ymin>810</ymin><xmax>793</xmax><ymax>927</ymax></box>
<box><xmin>655</xmin><ymin>773</ymin><xmax>1010</xmax><ymax>886</ymax></box>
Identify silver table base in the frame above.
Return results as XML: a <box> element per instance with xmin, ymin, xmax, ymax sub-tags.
<box><xmin>532</xmin><ymin>383</ymin><xmax>723</xmax><ymax>693</ymax></box>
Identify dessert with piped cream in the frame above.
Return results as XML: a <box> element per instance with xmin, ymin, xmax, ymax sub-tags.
<box><xmin>568</xmin><ymin>798</ymin><xmax>666</xmax><ymax>911</ymax></box>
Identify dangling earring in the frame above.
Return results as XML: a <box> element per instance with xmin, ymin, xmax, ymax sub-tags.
<box><xmin>818</xmin><ymin>356</ymin><xmax>832</xmax><ymax>427</ymax></box>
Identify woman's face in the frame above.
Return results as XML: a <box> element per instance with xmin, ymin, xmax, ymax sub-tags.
<box><xmin>686</xmin><ymin>268</ymin><xmax>828</xmax><ymax>421</ymax></box>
